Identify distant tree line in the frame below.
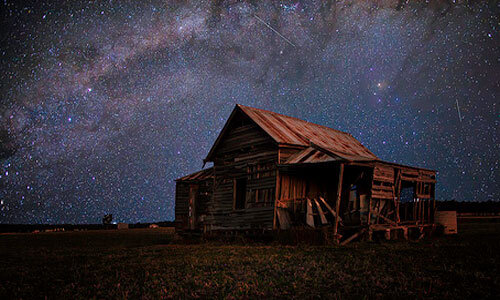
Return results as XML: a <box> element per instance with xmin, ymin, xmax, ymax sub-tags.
<box><xmin>0</xmin><ymin>221</ymin><xmax>176</xmax><ymax>233</ymax></box>
<box><xmin>437</xmin><ymin>200</ymin><xmax>500</xmax><ymax>214</ymax></box>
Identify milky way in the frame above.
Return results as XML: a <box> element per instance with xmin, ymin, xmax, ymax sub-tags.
<box><xmin>1</xmin><ymin>0</ymin><xmax>499</xmax><ymax>224</ymax></box>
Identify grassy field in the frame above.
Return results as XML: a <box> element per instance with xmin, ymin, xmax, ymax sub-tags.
<box><xmin>1</xmin><ymin>223</ymin><xmax>499</xmax><ymax>299</ymax></box>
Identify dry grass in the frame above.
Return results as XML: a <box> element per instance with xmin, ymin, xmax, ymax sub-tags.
<box><xmin>1</xmin><ymin>224</ymin><xmax>499</xmax><ymax>299</ymax></box>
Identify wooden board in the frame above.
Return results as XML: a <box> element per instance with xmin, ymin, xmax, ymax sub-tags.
<box><xmin>306</xmin><ymin>198</ymin><xmax>315</xmax><ymax>228</ymax></box>
<box><xmin>277</xmin><ymin>207</ymin><xmax>291</xmax><ymax>230</ymax></box>
<box><xmin>314</xmin><ymin>198</ymin><xmax>328</xmax><ymax>224</ymax></box>
<box><xmin>319</xmin><ymin>196</ymin><xmax>342</xmax><ymax>222</ymax></box>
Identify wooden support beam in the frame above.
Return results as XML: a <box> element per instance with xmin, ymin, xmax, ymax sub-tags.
<box><xmin>314</xmin><ymin>198</ymin><xmax>328</xmax><ymax>225</ymax></box>
<box><xmin>340</xmin><ymin>228</ymin><xmax>367</xmax><ymax>246</ymax></box>
<box><xmin>273</xmin><ymin>169</ymin><xmax>280</xmax><ymax>230</ymax></box>
<box><xmin>385</xmin><ymin>229</ymin><xmax>391</xmax><ymax>240</ymax></box>
<box><xmin>306</xmin><ymin>198</ymin><xmax>315</xmax><ymax>228</ymax></box>
<box><xmin>367</xmin><ymin>196</ymin><xmax>373</xmax><ymax>225</ymax></box>
<box><xmin>403</xmin><ymin>227</ymin><xmax>408</xmax><ymax>240</ymax></box>
<box><xmin>376</xmin><ymin>199</ymin><xmax>381</xmax><ymax>224</ymax></box>
<box><xmin>416</xmin><ymin>198</ymin><xmax>420</xmax><ymax>224</ymax></box>
<box><xmin>394</xmin><ymin>170</ymin><xmax>401</xmax><ymax>224</ymax></box>
<box><xmin>418</xmin><ymin>226</ymin><xmax>425</xmax><ymax>240</ymax></box>
<box><xmin>367</xmin><ymin>169</ymin><xmax>374</xmax><ymax>226</ymax></box>
<box><xmin>319</xmin><ymin>196</ymin><xmax>343</xmax><ymax>223</ymax></box>
<box><xmin>276</xmin><ymin>207</ymin><xmax>291</xmax><ymax>230</ymax></box>
<box><xmin>333</xmin><ymin>163</ymin><xmax>345</xmax><ymax>242</ymax></box>
<box><xmin>432</xmin><ymin>183</ymin><xmax>436</xmax><ymax>224</ymax></box>
<box><xmin>370</xmin><ymin>210</ymin><xmax>397</xmax><ymax>226</ymax></box>
<box><xmin>420</xmin><ymin>198</ymin><xmax>424</xmax><ymax>223</ymax></box>
<box><xmin>413</xmin><ymin>197</ymin><xmax>417</xmax><ymax>222</ymax></box>
<box><xmin>396</xmin><ymin>176</ymin><xmax>401</xmax><ymax>223</ymax></box>
<box><xmin>420</xmin><ymin>197</ymin><xmax>424</xmax><ymax>224</ymax></box>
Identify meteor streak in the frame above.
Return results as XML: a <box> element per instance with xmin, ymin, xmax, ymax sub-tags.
<box><xmin>456</xmin><ymin>99</ymin><xmax>463</xmax><ymax>122</ymax></box>
<box><xmin>253</xmin><ymin>14</ymin><xmax>296</xmax><ymax>47</ymax></box>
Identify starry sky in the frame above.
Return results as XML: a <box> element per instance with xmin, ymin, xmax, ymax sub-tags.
<box><xmin>1</xmin><ymin>0</ymin><xmax>498</xmax><ymax>224</ymax></box>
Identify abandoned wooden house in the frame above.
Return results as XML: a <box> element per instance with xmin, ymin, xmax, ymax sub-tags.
<box><xmin>175</xmin><ymin>104</ymin><xmax>437</xmax><ymax>243</ymax></box>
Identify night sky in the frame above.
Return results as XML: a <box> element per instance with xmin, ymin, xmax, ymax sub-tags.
<box><xmin>1</xmin><ymin>0</ymin><xmax>498</xmax><ymax>224</ymax></box>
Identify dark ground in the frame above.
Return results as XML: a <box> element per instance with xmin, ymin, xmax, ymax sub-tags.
<box><xmin>1</xmin><ymin>222</ymin><xmax>499</xmax><ymax>299</ymax></box>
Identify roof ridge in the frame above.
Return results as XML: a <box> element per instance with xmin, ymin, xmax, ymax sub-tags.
<box><xmin>237</xmin><ymin>104</ymin><xmax>352</xmax><ymax>136</ymax></box>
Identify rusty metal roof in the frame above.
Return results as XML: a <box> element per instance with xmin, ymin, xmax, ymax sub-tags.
<box><xmin>199</xmin><ymin>105</ymin><xmax>435</xmax><ymax>172</ymax></box>
<box><xmin>237</xmin><ymin>105</ymin><xmax>378</xmax><ymax>161</ymax></box>
<box><xmin>176</xmin><ymin>167</ymin><xmax>213</xmax><ymax>182</ymax></box>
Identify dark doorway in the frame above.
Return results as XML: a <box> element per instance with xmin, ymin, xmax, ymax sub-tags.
<box><xmin>234</xmin><ymin>178</ymin><xmax>247</xmax><ymax>210</ymax></box>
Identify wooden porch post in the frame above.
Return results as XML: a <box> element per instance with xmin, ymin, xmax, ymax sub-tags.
<box><xmin>367</xmin><ymin>173</ymin><xmax>373</xmax><ymax>227</ymax></box>
<box><xmin>367</xmin><ymin>196</ymin><xmax>373</xmax><ymax>226</ymax></box>
<box><xmin>412</xmin><ymin>183</ymin><xmax>417</xmax><ymax>222</ymax></box>
<box><xmin>273</xmin><ymin>169</ymin><xmax>280</xmax><ymax>230</ymax></box>
<box><xmin>375</xmin><ymin>199</ymin><xmax>381</xmax><ymax>224</ymax></box>
<box><xmin>333</xmin><ymin>163</ymin><xmax>345</xmax><ymax>243</ymax></box>
<box><xmin>431</xmin><ymin>183</ymin><xmax>436</xmax><ymax>224</ymax></box>
<box><xmin>395</xmin><ymin>170</ymin><xmax>402</xmax><ymax>224</ymax></box>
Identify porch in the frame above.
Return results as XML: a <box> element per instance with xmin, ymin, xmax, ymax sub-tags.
<box><xmin>275</xmin><ymin>160</ymin><xmax>437</xmax><ymax>244</ymax></box>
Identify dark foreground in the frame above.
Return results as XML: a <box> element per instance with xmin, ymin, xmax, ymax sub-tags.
<box><xmin>1</xmin><ymin>223</ymin><xmax>499</xmax><ymax>299</ymax></box>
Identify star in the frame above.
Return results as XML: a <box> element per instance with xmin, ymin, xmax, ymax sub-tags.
<box><xmin>0</xmin><ymin>0</ymin><xmax>497</xmax><ymax>224</ymax></box>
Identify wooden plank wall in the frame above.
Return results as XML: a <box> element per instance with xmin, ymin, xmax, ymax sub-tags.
<box><xmin>276</xmin><ymin>168</ymin><xmax>341</xmax><ymax>229</ymax></box>
<box><xmin>369</xmin><ymin>163</ymin><xmax>438</xmax><ymax>225</ymax></box>
<box><xmin>371</xmin><ymin>164</ymin><xmax>395</xmax><ymax>200</ymax></box>
<box><xmin>174</xmin><ymin>178</ymin><xmax>213</xmax><ymax>231</ymax></box>
<box><xmin>279</xmin><ymin>146</ymin><xmax>306</xmax><ymax>164</ymax></box>
<box><xmin>277</xmin><ymin>171</ymin><xmax>338</xmax><ymax>204</ymax></box>
<box><xmin>174</xmin><ymin>182</ymin><xmax>190</xmax><ymax>230</ymax></box>
<box><xmin>205</xmin><ymin>118</ymin><xmax>278</xmax><ymax>231</ymax></box>
<box><xmin>196</xmin><ymin>179</ymin><xmax>213</xmax><ymax>223</ymax></box>
<box><xmin>278</xmin><ymin>173</ymin><xmax>307</xmax><ymax>202</ymax></box>
<box><xmin>400</xmin><ymin>167</ymin><xmax>436</xmax><ymax>183</ymax></box>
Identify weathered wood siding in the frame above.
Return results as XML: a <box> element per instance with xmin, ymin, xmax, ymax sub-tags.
<box><xmin>205</xmin><ymin>113</ymin><xmax>278</xmax><ymax>230</ymax></box>
<box><xmin>196</xmin><ymin>180</ymin><xmax>212</xmax><ymax>219</ymax></box>
<box><xmin>277</xmin><ymin>168</ymin><xmax>340</xmax><ymax>207</ymax></box>
<box><xmin>174</xmin><ymin>182</ymin><xmax>190</xmax><ymax>230</ymax></box>
<box><xmin>278</xmin><ymin>146</ymin><xmax>305</xmax><ymax>164</ymax></box>
<box><xmin>371</xmin><ymin>163</ymin><xmax>395</xmax><ymax>200</ymax></box>
<box><xmin>174</xmin><ymin>178</ymin><xmax>213</xmax><ymax>231</ymax></box>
